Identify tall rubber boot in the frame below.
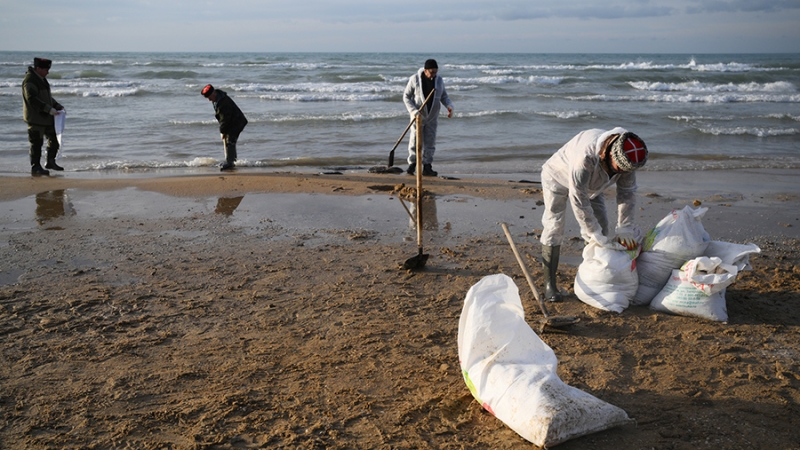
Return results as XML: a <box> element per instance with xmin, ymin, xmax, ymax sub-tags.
<box><xmin>541</xmin><ymin>245</ymin><xmax>562</xmax><ymax>302</ymax></box>
<box><xmin>45</xmin><ymin>147</ymin><xmax>63</xmax><ymax>171</ymax></box>
<box><xmin>220</xmin><ymin>140</ymin><xmax>237</xmax><ymax>171</ymax></box>
<box><xmin>30</xmin><ymin>149</ymin><xmax>49</xmax><ymax>176</ymax></box>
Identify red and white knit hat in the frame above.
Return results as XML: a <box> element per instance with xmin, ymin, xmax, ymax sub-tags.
<box><xmin>610</xmin><ymin>132</ymin><xmax>648</xmax><ymax>172</ymax></box>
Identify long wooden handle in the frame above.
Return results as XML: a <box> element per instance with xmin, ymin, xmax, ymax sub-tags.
<box><xmin>389</xmin><ymin>89</ymin><xmax>437</xmax><ymax>156</ymax></box>
<box><xmin>501</xmin><ymin>223</ymin><xmax>549</xmax><ymax>317</ymax></box>
<box><xmin>416</xmin><ymin>113</ymin><xmax>424</xmax><ymax>253</ymax></box>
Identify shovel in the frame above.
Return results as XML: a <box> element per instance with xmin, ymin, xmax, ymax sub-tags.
<box><xmin>402</xmin><ymin>112</ymin><xmax>429</xmax><ymax>270</ymax></box>
<box><xmin>388</xmin><ymin>89</ymin><xmax>436</xmax><ymax>167</ymax></box>
<box><xmin>500</xmin><ymin>222</ymin><xmax>580</xmax><ymax>332</ymax></box>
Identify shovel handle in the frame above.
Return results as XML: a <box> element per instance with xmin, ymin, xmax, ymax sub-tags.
<box><xmin>416</xmin><ymin>113</ymin><xmax>424</xmax><ymax>253</ymax></box>
<box><xmin>500</xmin><ymin>223</ymin><xmax>550</xmax><ymax>318</ymax></box>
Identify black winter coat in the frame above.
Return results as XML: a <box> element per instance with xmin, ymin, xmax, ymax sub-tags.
<box><xmin>213</xmin><ymin>90</ymin><xmax>248</xmax><ymax>135</ymax></box>
<box><xmin>22</xmin><ymin>66</ymin><xmax>63</xmax><ymax>126</ymax></box>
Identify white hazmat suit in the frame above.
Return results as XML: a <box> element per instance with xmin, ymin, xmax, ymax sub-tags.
<box><xmin>403</xmin><ymin>68</ymin><xmax>454</xmax><ymax>166</ymax></box>
<box><xmin>540</xmin><ymin>127</ymin><xmax>638</xmax><ymax>247</ymax></box>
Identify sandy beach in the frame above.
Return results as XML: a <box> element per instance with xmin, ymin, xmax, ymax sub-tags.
<box><xmin>1</xmin><ymin>168</ymin><xmax>799</xmax><ymax>449</ymax></box>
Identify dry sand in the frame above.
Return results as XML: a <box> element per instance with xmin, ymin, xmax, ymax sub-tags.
<box><xmin>1</xmin><ymin>169</ymin><xmax>799</xmax><ymax>449</ymax></box>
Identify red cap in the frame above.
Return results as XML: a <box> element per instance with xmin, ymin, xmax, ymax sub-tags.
<box><xmin>623</xmin><ymin>136</ymin><xmax>647</xmax><ymax>165</ymax></box>
<box><xmin>201</xmin><ymin>84</ymin><xmax>214</xmax><ymax>97</ymax></box>
<box><xmin>610</xmin><ymin>132</ymin><xmax>648</xmax><ymax>172</ymax></box>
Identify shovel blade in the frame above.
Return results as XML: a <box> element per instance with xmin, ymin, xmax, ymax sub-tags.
<box><xmin>543</xmin><ymin>316</ymin><xmax>580</xmax><ymax>327</ymax></box>
<box><xmin>402</xmin><ymin>253</ymin><xmax>429</xmax><ymax>270</ymax></box>
<box><xmin>388</xmin><ymin>149</ymin><xmax>395</xmax><ymax>168</ymax></box>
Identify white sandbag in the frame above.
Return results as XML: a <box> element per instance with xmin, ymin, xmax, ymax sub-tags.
<box><xmin>650</xmin><ymin>257</ymin><xmax>738</xmax><ymax>322</ymax></box>
<box><xmin>632</xmin><ymin>206</ymin><xmax>711</xmax><ymax>306</ymax></box>
<box><xmin>574</xmin><ymin>242</ymin><xmax>639</xmax><ymax>313</ymax></box>
<box><xmin>459</xmin><ymin>274</ymin><xmax>633</xmax><ymax>447</ymax></box>
<box><xmin>632</xmin><ymin>250</ymin><xmax>680</xmax><ymax>306</ymax></box>
<box><xmin>703</xmin><ymin>240</ymin><xmax>761</xmax><ymax>271</ymax></box>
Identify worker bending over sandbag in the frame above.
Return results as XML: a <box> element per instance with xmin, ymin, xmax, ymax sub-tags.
<box><xmin>540</xmin><ymin>128</ymin><xmax>648</xmax><ymax>301</ymax></box>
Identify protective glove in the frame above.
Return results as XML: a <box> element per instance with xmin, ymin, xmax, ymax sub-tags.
<box><xmin>586</xmin><ymin>233</ymin><xmax>615</xmax><ymax>249</ymax></box>
<box><xmin>49</xmin><ymin>108</ymin><xmax>58</xmax><ymax>116</ymax></box>
<box><xmin>613</xmin><ymin>232</ymin><xmax>637</xmax><ymax>250</ymax></box>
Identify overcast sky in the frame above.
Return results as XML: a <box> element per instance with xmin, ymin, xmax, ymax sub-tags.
<box><xmin>1</xmin><ymin>0</ymin><xmax>799</xmax><ymax>53</ymax></box>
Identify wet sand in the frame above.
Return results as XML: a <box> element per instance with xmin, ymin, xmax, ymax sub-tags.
<box><xmin>1</xmin><ymin>168</ymin><xmax>799</xmax><ymax>449</ymax></box>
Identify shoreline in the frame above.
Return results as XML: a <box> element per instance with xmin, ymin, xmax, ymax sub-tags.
<box><xmin>2</xmin><ymin>165</ymin><xmax>799</xmax><ymax>196</ymax></box>
<box><xmin>2</xmin><ymin>167</ymin><xmax>798</xmax><ymax>244</ymax></box>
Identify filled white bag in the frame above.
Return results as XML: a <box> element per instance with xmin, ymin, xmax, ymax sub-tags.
<box><xmin>459</xmin><ymin>274</ymin><xmax>633</xmax><ymax>447</ymax></box>
<box><xmin>633</xmin><ymin>206</ymin><xmax>711</xmax><ymax>306</ymax></box>
<box><xmin>650</xmin><ymin>257</ymin><xmax>738</xmax><ymax>322</ymax></box>
<box><xmin>574</xmin><ymin>242</ymin><xmax>640</xmax><ymax>313</ymax></box>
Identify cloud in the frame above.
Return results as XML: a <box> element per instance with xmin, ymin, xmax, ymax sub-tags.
<box><xmin>256</xmin><ymin>1</ymin><xmax>679</xmax><ymax>23</ymax></box>
<box><xmin>685</xmin><ymin>0</ymin><xmax>800</xmax><ymax>14</ymax></box>
<box><xmin>0</xmin><ymin>0</ymin><xmax>798</xmax><ymax>53</ymax></box>
<box><xmin>468</xmin><ymin>2</ymin><xmax>676</xmax><ymax>21</ymax></box>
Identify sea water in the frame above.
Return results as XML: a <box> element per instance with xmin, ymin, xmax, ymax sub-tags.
<box><xmin>0</xmin><ymin>52</ymin><xmax>798</xmax><ymax>176</ymax></box>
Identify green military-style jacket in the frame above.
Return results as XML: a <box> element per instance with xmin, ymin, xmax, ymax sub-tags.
<box><xmin>22</xmin><ymin>66</ymin><xmax>63</xmax><ymax>126</ymax></box>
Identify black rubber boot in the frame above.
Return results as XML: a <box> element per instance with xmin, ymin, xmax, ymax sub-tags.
<box><xmin>541</xmin><ymin>245</ymin><xmax>562</xmax><ymax>302</ymax></box>
<box><xmin>422</xmin><ymin>164</ymin><xmax>438</xmax><ymax>177</ymax></box>
<box><xmin>45</xmin><ymin>148</ymin><xmax>63</xmax><ymax>171</ymax></box>
<box><xmin>45</xmin><ymin>160</ymin><xmax>63</xmax><ymax>171</ymax></box>
<box><xmin>406</xmin><ymin>162</ymin><xmax>416</xmax><ymax>175</ymax></box>
<box><xmin>45</xmin><ymin>159</ymin><xmax>64</xmax><ymax>171</ymax></box>
<box><xmin>31</xmin><ymin>164</ymin><xmax>50</xmax><ymax>176</ymax></box>
<box><xmin>29</xmin><ymin>139</ymin><xmax>47</xmax><ymax>176</ymax></box>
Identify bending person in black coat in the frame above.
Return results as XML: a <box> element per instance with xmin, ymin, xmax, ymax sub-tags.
<box><xmin>201</xmin><ymin>84</ymin><xmax>248</xmax><ymax>171</ymax></box>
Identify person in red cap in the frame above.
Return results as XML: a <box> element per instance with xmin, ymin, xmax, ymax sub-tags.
<box><xmin>201</xmin><ymin>84</ymin><xmax>248</xmax><ymax>171</ymax></box>
<box><xmin>22</xmin><ymin>57</ymin><xmax>65</xmax><ymax>176</ymax></box>
<box><xmin>538</xmin><ymin>128</ymin><xmax>648</xmax><ymax>302</ymax></box>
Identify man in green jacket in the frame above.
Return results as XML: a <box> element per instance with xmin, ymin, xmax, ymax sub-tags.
<box><xmin>23</xmin><ymin>57</ymin><xmax>65</xmax><ymax>176</ymax></box>
<box><xmin>201</xmin><ymin>84</ymin><xmax>248</xmax><ymax>171</ymax></box>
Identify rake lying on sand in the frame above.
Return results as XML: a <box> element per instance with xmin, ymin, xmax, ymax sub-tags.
<box><xmin>500</xmin><ymin>222</ymin><xmax>580</xmax><ymax>332</ymax></box>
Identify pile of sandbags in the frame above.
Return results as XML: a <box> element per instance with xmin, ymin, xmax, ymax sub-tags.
<box><xmin>572</xmin><ymin>206</ymin><xmax>760</xmax><ymax>321</ymax></box>
<box><xmin>459</xmin><ymin>274</ymin><xmax>633</xmax><ymax>447</ymax></box>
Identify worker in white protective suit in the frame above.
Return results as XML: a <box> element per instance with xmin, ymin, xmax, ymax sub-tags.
<box><xmin>539</xmin><ymin>127</ymin><xmax>648</xmax><ymax>302</ymax></box>
<box><xmin>403</xmin><ymin>59</ymin><xmax>454</xmax><ymax>177</ymax></box>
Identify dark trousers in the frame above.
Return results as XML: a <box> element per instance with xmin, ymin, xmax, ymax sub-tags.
<box><xmin>28</xmin><ymin>123</ymin><xmax>59</xmax><ymax>167</ymax></box>
<box><xmin>223</xmin><ymin>131</ymin><xmax>240</xmax><ymax>163</ymax></box>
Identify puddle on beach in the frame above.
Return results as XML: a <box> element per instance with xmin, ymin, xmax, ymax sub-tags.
<box><xmin>0</xmin><ymin>188</ymin><xmax>557</xmax><ymax>246</ymax></box>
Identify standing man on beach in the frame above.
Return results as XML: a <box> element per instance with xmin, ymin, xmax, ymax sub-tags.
<box><xmin>201</xmin><ymin>84</ymin><xmax>248</xmax><ymax>171</ymax></box>
<box><xmin>539</xmin><ymin>128</ymin><xmax>648</xmax><ymax>301</ymax></box>
<box><xmin>403</xmin><ymin>59</ymin><xmax>454</xmax><ymax>177</ymax></box>
<box><xmin>22</xmin><ymin>57</ymin><xmax>65</xmax><ymax>176</ymax></box>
